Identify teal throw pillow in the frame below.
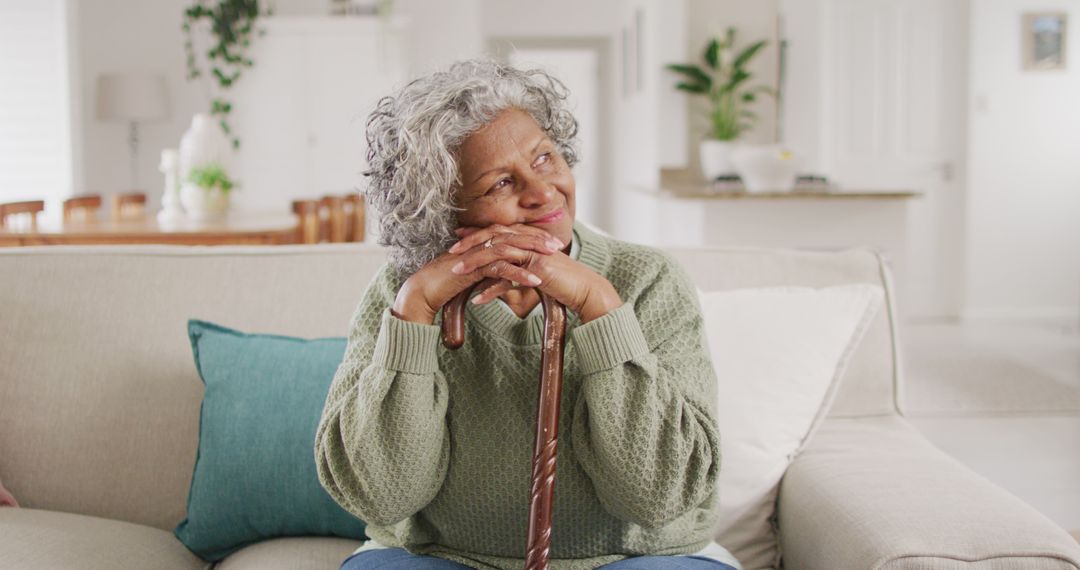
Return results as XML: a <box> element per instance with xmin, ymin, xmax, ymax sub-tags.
<box><xmin>174</xmin><ymin>319</ymin><xmax>367</xmax><ymax>561</ymax></box>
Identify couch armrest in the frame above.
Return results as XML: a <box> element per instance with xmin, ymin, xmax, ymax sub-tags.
<box><xmin>777</xmin><ymin>415</ymin><xmax>1080</xmax><ymax>570</ymax></box>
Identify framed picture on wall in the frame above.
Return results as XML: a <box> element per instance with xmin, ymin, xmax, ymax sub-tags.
<box><xmin>1022</xmin><ymin>12</ymin><xmax>1068</xmax><ymax>71</ymax></box>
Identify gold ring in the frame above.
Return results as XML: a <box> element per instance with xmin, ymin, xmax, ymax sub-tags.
<box><xmin>483</xmin><ymin>238</ymin><xmax>494</xmax><ymax>249</ymax></box>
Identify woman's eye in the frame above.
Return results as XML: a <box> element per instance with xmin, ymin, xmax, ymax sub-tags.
<box><xmin>489</xmin><ymin>177</ymin><xmax>512</xmax><ymax>193</ymax></box>
<box><xmin>534</xmin><ymin>153</ymin><xmax>551</xmax><ymax>167</ymax></box>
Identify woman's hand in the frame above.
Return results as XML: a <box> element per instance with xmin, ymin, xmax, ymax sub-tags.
<box><xmin>450</xmin><ymin>223</ymin><xmax>623</xmax><ymax>323</ymax></box>
<box><xmin>390</xmin><ymin>224</ymin><xmax>564</xmax><ymax>324</ymax></box>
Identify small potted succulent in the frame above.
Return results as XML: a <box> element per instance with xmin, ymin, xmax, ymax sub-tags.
<box><xmin>666</xmin><ymin>27</ymin><xmax>776</xmax><ymax>180</ymax></box>
<box><xmin>180</xmin><ymin>162</ymin><xmax>235</xmax><ymax>221</ymax></box>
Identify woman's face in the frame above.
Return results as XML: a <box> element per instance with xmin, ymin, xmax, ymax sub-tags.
<box><xmin>454</xmin><ymin>107</ymin><xmax>576</xmax><ymax>247</ymax></box>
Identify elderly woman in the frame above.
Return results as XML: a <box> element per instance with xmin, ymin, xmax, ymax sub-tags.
<box><xmin>315</xmin><ymin>59</ymin><xmax>740</xmax><ymax>570</ymax></box>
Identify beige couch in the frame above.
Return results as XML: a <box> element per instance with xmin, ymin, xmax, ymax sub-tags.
<box><xmin>1</xmin><ymin>243</ymin><xmax>1078</xmax><ymax>570</ymax></box>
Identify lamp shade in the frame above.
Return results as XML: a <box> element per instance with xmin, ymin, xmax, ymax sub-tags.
<box><xmin>96</xmin><ymin>73</ymin><xmax>169</xmax><ymax>122</ymax></box>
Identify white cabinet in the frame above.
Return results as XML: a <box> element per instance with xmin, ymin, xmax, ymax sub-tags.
<box><xmin>230</xmin><ymin>16</ymin><xmax>406</xmax><ymax>223</ymax></box>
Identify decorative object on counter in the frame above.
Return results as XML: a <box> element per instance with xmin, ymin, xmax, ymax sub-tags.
<box><xmin>158</xmin><ymin>149</ymin><xmax>185</xmax><ymax>224</ymax></box>
<box><xmin>665</xmin><ymin>26</ymin><xmax>775</xmax><ymax>181</ymax></box>
<box><xmin>182</xmin><ymin>0</ymin><xmax>272</xmax><ymax>149</ymax></box>
<box><xmin>329</xmin><ymin>0</ymin><xmax>392</xmax><ymax>16</ymax></box>
<box><xmin>729</xmin><ymin>144</ymin><xmax>800</xmax><ymax>193</ymax></box>
<box><xmin>1022</xmin><ymin>12</ymin><xmax>1068</xmax><ymax>71</ymax></box>
<box><xmin>792</xmin><ymin>175</ymin><xmax>831</xmax><ymax>192</ymax></box>
<box><xmin>96</xmin><ymin>73</ymin><xmax>170</xmax><ymax>192</ymax></box>
<box><xmin>705</xmin><ymin>174</ymin><xmax>831</xmax><ymax>194</ymax></box>
<box><xmin>181</xmin><ymin>162</ymin><xmax>235</xmax><ymax>221</ymax></box>
<box><xmin>179</xmin><ymin>113</ymin><xmax>232</xmax><ymax>184</ymax></box>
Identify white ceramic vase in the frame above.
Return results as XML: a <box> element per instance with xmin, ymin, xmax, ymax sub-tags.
<box><xmin>729</xmin><ymin>144</ymin><xmax>801</xmax><ymax>193</ymax></box>
<box><xmin>699</xmin><ymin>139</ymin><xmax>739</xmax><ymax>180</ymax></box>
<box><xmin>178</xmin><ymin>113</ymin><xmax>233</xmax><ymax>220</ymax></box>
<box><xmin>178</xmin><ymin>114</ymin><xmax>231</xmax><ymax>184</ymax></box>
<box><xmin>179</xmin><ymin>183</ymin><xmax>230</xmax><ymax>222</ymax></box>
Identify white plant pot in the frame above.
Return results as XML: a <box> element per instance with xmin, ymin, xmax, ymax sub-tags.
<box><xmin>699</xmin><ymin>139</ymin><xmax>739</xmax><ymax>180</ymax></box>
<box><xmin>180</xmin><ymin>183</ymin><xmax>230</xmax><ymax>221</ymax></box>
<box><xmin>179</xmin><ymin>113</ymin><xmax>232</xmax><ymax>182</ymax></box>
<box><xmin>729</xmin><ymin>144</ymin><xmax>801</xmax><ymax>193</ymax></box>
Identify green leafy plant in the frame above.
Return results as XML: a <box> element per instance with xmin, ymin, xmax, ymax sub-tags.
<box><xmin>182</xmin><ymin>0</ymin><xmax>272</xmax><ymax>149</ymax></box>
<box><xmin>188</xmin><ymin>162</ymin><xmax>235</xmax><ymax>194</ymax></box>
<box><xmin>666</xmin><ymin>27</ymin><xmax>776</xmax><ymax>141</ymax></box>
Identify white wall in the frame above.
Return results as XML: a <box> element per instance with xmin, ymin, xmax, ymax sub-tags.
<box><xmin>397</xmin><ymin>0</ymin><xmax>482</xmax><ymax>75</ymax></box>
<box><xmin>0</xmin><ymin>0</ymin><xmax>75</xmax><ymax>218</ymax></box>
<box><xmin>75</xmin><ymin>0</ymin><xmax>206</xmax><ymax>211</ymax></box>
<box><xmin>965</xmin><ymin>0</ymin><xmax>1080</xmax><ymax>321</ymax></box>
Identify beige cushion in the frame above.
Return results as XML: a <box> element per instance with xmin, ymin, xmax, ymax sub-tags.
<box><xmin>700</xmin><ymin>284</ymin><xmax>884</xmax><ymax>569</ymax></box>
<box><xmin>667</xmin><ymin>246</ymin><xmax>900</xmax><ymax>418</ymax></box>
<box><xmin>0</xmin><ymin>507</ymin><xmax>207</xmax><ymax>570</ymax></box>
<box><xmin>216</xmin><ymin>536</ymin><xmax>361</xmax><ymax>570</ymax></box>
<box><xmin>777</xmin><ymin>415</ymin><xmax>1080</xmax><ymax>570</ymax></box>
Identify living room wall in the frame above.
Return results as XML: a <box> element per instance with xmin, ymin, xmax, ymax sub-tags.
<box><xmin>964</xmin><ymin>0</ymin><xmax>1080</xmax><ymax>321</ymax></box>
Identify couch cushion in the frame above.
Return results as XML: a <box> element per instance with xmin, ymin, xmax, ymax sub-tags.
<box><xmin>699</xmin><ymin>284</ymin><xmax>884</xmax><ymax>570</ymax></box>
<box><xmin>778</xmin><ymin>415</ymin><xmax>1080</xmax><ymax>570</ymax></box>
<box><xmin>0</xmin><ymin>508</ymin><xmax>207</xmax><ymax>570</ymax></box>
<box><xmin>667</xmin><ymin>246</ymin><xmax>899</xmax><ymax>418</ymax></box>
<box><xmin>174</xmin><ymin>320</ymin><xmax>368</xmax><ymax>561</ymax></box>
<box><xmin>215</xmin><ymin>536</ymin><xmax>361</xmax><ymax>570</ymax></box>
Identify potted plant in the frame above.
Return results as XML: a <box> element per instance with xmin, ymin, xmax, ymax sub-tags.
<box><xmin>666</xmin><ymin>27</ymin><xmax>775</xmax><ymax>180</ymax></box>
<box><xmin>181</xmin><ymin>162</ymin><xmax>235</xmax><ymax>221</ymax></box>
<box><xmin>182</xmin><ymin>0</ymin><xmax>271</xmax><ymax>149</ymax></box>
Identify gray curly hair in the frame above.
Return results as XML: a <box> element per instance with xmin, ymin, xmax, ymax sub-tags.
<box><xmin>362</xmin><ymin>58</ymin><xmax>579</xmax><ymax>277</ymax></box>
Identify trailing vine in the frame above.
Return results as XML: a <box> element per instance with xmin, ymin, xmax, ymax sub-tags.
<box><xmin>182</xmin><ymin>0</ymin><xmax>271</xmax><ymax>149</ymax></box>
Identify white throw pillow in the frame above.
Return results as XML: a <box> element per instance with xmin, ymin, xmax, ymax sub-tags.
<box><xmin>699</xmin><ymin>284</ymin><xmax>884</xmax><ymax>570</ymax></box>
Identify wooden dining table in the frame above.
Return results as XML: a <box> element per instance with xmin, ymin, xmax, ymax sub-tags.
<box><xmin>0</xmin><ymin>212</ymin><xmax>304</xmax><ymax>247</ymax></box>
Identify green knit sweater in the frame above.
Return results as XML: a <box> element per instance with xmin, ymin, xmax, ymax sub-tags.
<box><xmin>314</xmin><ymin>220</ymin><xmax>722</xmax><ymax>570</ymax></box>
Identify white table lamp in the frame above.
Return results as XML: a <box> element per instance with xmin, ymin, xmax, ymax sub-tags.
<box><xmin>96</xmin><ymin>73</ymin><xmax>169</xmax><ymax>192</ymax></box>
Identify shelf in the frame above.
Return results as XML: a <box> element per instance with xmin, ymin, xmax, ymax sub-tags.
<box><xmin>632</xmin><ymin>184</ymin><xmax>922</xmax><ymax>201</ymax></box>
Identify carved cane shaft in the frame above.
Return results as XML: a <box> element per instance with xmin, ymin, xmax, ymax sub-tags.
<box><xmin>441</xmin><ymin>285</ymin><xmax>567</xmax><ymax>570</ymax></box>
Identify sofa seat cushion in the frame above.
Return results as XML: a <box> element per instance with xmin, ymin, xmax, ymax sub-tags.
<box><xmin>0</xmin><ymin>508</ymin><xmax>207</xmax><ymax>570</ymax></box>
<box><xmin>215</xmin><ymin>536</ymin><xmax>362</xmax><ymax>570</ymax></box>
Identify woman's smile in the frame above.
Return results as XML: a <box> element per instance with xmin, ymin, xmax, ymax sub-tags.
<box><xmin>529</xmin><ymin>208</ymin><xmax>563</xmax><ymax>224</ymax></box>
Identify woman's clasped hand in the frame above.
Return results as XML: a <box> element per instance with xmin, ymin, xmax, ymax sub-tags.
<box><xmin>391</xmin><ymin>222</ymin><xmax>620</xmax><ymax>326</ymax></box>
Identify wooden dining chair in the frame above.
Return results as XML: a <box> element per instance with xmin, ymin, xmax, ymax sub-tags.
<box><xmin>291</xmin><ymin>200</ymin><xmax>321</xmax><ymax>244</ymax></box>
<box><xmin>111</xmin><ymin>193</ymin><xmax>146</xmax><ymax>221</ymax></box>
<box><xmin>63</xmin><ymin>195</ymin><xmax>103</xmax><ymax>223</ymax></box>
<box><xmin>0</xmin><ymin>200</ymin><xmax>46</xmax><ymax>230</ymax></box>
<box><xmin>319</xmin><ymin>195</ymin><xmax>348</xmax><ymax>243</ymax></box>
<box><xmin>343</xmin><ymin>193</ymin><xmax>365</xmax><ymax>242</ymax></box>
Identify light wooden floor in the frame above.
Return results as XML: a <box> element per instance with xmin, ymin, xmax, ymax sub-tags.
<box><xmin>901</xmin><ymin>317</ymin><xmax>1080</xmax><ymax>538</ymax></box>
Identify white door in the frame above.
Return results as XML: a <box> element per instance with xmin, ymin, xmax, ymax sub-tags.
<box><xmin>232</xmin><ymin>18</ymin><xmax>403</xmax><ymax>227</ymax></box>
<box><xmin>230</xmin><ymin>27</ymin><xmax>308</xmax><ymax>213</ymax></box>
<box><xmin>784</xmin><ymin>0</ymin><xmax>968</xmax><ymax>319</ymax></box>
<box><xmin>508</xmin><ymin>48</ymin><xmax>604</xmax><ymax>231</ymax></box>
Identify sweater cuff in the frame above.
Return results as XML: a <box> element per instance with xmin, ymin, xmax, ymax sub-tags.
<box><xmin>371</xmin><ymin>307</ymin><xmax>441</xmax><ymax>375</ymax></box>
<box><xmin>570</xmin><ymin>302</ymin><xmax>650</xmax><ymax>374</ymax></box>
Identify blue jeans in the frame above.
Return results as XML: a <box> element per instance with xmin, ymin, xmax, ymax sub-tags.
<box><xmin>340</xmin><ymin>548</ymin><xmax>738</xmax><ymax>569</ymax></box>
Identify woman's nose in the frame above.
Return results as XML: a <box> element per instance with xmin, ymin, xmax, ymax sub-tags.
<box><xmin>518</xmin><ymin>171</ymin><xmax>555</xmax><ymax>206</ymax></box>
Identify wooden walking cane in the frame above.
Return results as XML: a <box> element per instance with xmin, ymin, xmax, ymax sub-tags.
<box><xmin>441</xmin><ymin>282</ymin><xmax>568</xmax><ymax>570</ymax></box>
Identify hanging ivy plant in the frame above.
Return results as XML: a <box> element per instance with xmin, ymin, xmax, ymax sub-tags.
<box><xmin>181</xmin><ymin>0</ymin><xmax>271</xmax><ymax>149</ymax></box>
